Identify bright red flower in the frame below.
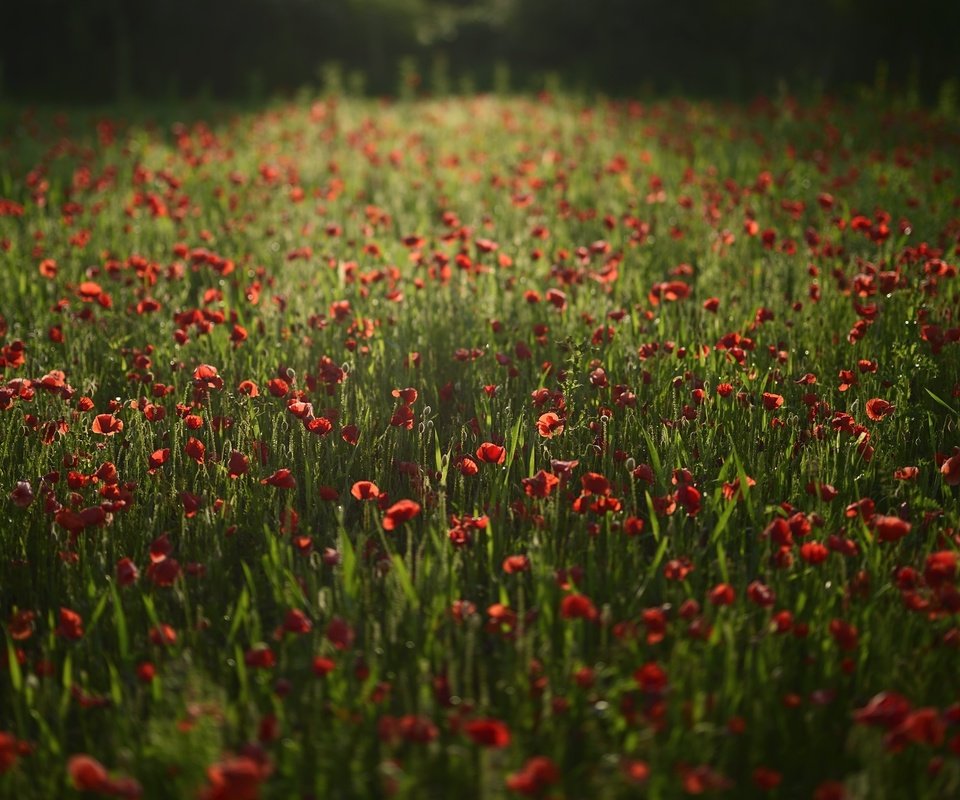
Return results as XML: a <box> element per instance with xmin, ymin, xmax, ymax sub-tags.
<box><xmin>193</xmin><ymin>364</ymin><xmax>224</xmax><ymax>391</ymax></box>
<box><xmin>475</xmin><ymin>442</ymin><xmax>506</xmax><ymax>464</ymax></box>
<box><xmin>391</xmin><ymin>387</ymin><xmax>418</xmax><ymax>404</ymax></box>
<box><xmin>148</xmin><ymin>448</ymin><xmax>170</xmax><ymax>471</ymax></box>
<box><xmin>382</xmin><ymin>499</ymin><xmax>421</xmax><ymax>530</ymax></box>
<box><xmin>91</xmin><ymin>414</ymin><xmax>123</xmax><ymax>436</ymax></box>
<box><xmin>865</xmin><ymin>398</ymin><xmax>894</xmax><ymax>421</ymax></box>
<box><xmin>351</xmin><ymin>480</ymin><xmax>380</xmax><ymax>500</ymax></box>
<box><xmin>536</xmin><ymin>412</ymin><xmax>564</xmax><ymax>438</ymax></box>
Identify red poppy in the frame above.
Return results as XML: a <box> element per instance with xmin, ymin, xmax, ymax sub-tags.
<box><xmin>521</xmin><ymin>470</ymin><xmax>559</xmax><ymax>498</ymax></box>
<box><xmin>872</xmin><ymin>514</ymin><xmax>911</xmax><ymax>542</ymax></box>
<box><xmin>506</xmin><ymin>756</ymin><xmax>559</xmax><ymax>796</ymax></box>
<box><xmin>185</xmin><ymin>437</ymin><xmax>206</xmax><ymax>463</ymax></box>
<box><xmin>457</xmin><ymin>457</ymin><xmax>479</xmax><ymax>476</ymax></box>
<box><xmin>708</xmin><ymin>583</ymin><xmax>736</xmax><ymax>606</ymax></box>
<box><xmin>502</xmin><ymin>554</ymin><xmax>530</xmax><ymax>574</ymax></box>
<box><xmin>9</xmin><ymin>480</ymin><xmax>33</xmax><ymax>508</ymax></box>
<box><xmin>865</xmin><ymin>398</ymin><xmax>894</xmax><ymax>421</ymax></box>
<box><xmin>941</xmin><ymin>451</ymin><xmax>960</xmax><ymax>486</ymax></box>
<box><xmin>261</xmin><ymin>469</ymin><xmax>296</xmax><ymax>489</ymax></box>
<box><xmin>193</xmin><ymin>364</ymin><xmax>224</xmax><ymax>391</ymax></box>
<box><xmin>228</xmin><ymin>451</ymin><xmax>249</xmax><ymax>478</ymax></box>
<box><xmin>202</xmin><ymin>755</ymin><xmax>270</xmax><ymax>800</ymax></box>
<box><xmin>116</xmin><ymin>557</ymin><xmax>139</xmax><ymax>586</ymax></box>
<box><xmin>326</xmin><ymin>617</ymin><xmax>355</xmax><ymax>650</ymax></box>
<box><xmin>351</xmin><ymin>480</ymin><xmax>380</xmax><ymax>500</ymax></box>
<box><xmin>761</xmin><ymin>392</ymin><xmax>784</xmax><ymax>411</ymax></box>
<box><xmin>580</xmin><ymin>472</ymin><xmax>610</xmax><ymax>495</ymax></box>
<box><xmin>382</xmin><ymin>499</ymin><xmax>421</xmax><ymax>530</ymax></box>
<box><xmin>475</xmin><ymin>442</ymin><xmax>506</xmax><ymax>464</ymax></box>
<box><xmin>536</xmin><ymin>412</ymin><xmax>564</xmax><ymax>438</ymax></box>
<box><xmin>633</xmin><ymin>662</ymin><xmax>668</xmax><ymax>692</ymax></box>
<box><xmin>560</xmin><ymin>593</ymin><xmax>597</xmax><ymax>621</ymax></box>
<box><xmin>463</xmin><ymin>718</ymin><xmax>511</xmax><ymax>748</ymax></box>
<box><xmin>57</xmin><ymin>607</ymin><xmax>84</xmax><ymax>640</ymax></box>
<box><xmin>68</xmin><ymin>754</ymin><xmax>109</xmax><ymax>792</ymax></box>
<box><xmin>282</xmin><ymin>609</ymin><xmax>312</xmax><ymax>635</ymax></box>
<box><xmin>391</xmin><ymin>387</ymin><xmax>418</xmax><ymax>404</ymax></box>
<box><xmin>312</xmin><ymin>657</ymin><xmax>335</xmax><ymax>677</ymax></box>
<box><xmin>92</xmin><ymin>414</ymin><xmax>123</xmax><ymax>436</ymax></box>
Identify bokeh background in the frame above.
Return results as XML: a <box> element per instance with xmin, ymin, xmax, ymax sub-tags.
<box><xmin>1</xmin><ymin>0</ymin><xmax>957</xmax><ymax>103</ymax></box>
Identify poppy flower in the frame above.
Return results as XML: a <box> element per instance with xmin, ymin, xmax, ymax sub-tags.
<box><xmin>502</xmin><ymin>554</ymin><xmax>530</xmax><ymax>574</ymax></box>
<box><xmin>463</xmin><ymin>718</ymin><xmax>511</xmax><ymax>748</ymax></box>
<box><xmin>57</xmin><ymin>607</ymin><xmax>84</xmax><ymax>640</ymax></box>
<box><xmin>576</xmin><ymin>474</ymin><xmax>609</xmax><ymax>499</ymax></box>
<box><xmin>351</xmin><ymin>480</ymin><xmax>380</xmax><ymax>500</ymax></box>
<box><xmin>761</xmin><ymin>392</ymin><xmax>784</xmax><ymax>411</ymax></box>
<box><xmin>872</xmin><ymin>514</ymin><xmax>911</xmax><ymax>542</ymax></box>
<box><xmin>326</xmin><ymin>617</ymin><xmax>355</xmax><ymax>650</ymax></box>
<box><xmin>92</xmin><ymin>414</ymin><xmax>123</xmax><ymax>436</ymax></box>
<box><xmin>475</xmin><ymin>442</ymin><xmax>506</xmax><ymax>464</ymax></box>
<box><xmin>506</xmin><ymin>756</ymin><xmax>559</xmax><ymax>796</ymax></box>
<box><xmin>457</xmin><ymin>457</ymin><xmax>478</xmax><ymax>476</ymax></box>
<box><xmin>202</xmin><ymin>755</ymin><xmax>270</xmax><ymax>800</ymax></box>
<box><xmin>633</xmin><ymin>661</ymin><xmax>668</xmax><ymax>692</ymax></box>
<box><xmin>560</xmin><ymin>593</ymin><xmax>597</xmax><ymax>621</ymax></box>
<box><xmin>193</xmin><ymin>364</ymin><xmax>224</xmax><ymax>391</ymax></box>
<box><xmin>521</xmin><ymin>470</ymin><xmax>559</xmax><ymax>498</ymax></box>
<box><xmin>391</xmin><ymin>387</ymin><xmax>418</xmax><ymax>404</ymax></box>
<box><xmin>9</xmin><ymin>480</ymin><xmax>33</xmax><ymax>508</ymax></box>
<box><xmin>708</xmin><ymin>583</ymin><xmax>736</xmax><ymax>606</ymax></box>
<box><xmin>536</xmin><ymin>412</ymin><xmax>564</xmax><ymax>438</ymax></box>
<box><xmin>382</xmin><ymin>499</ymin><xmax>421</xmax><ymax>530</ymax></box>
<box><xmin>865</xmin><ymin>398</ymin><xmax>895</xmax><ymax>421</ymax></box>
<box><xmin>68</xmin><ymin>754</ymin><xmax>109</xmax><ymax>792</ymax></box>
<box><xmin>228</xmin><ymin>451</ymin><xmax>249</xmax><ymax>478</ymax></box>
<box><xmin>261</xmin><ymin>469</ymin><xmax>296</xmax><ymax>489</ymax></box>
<box><xmin>941</xmin><ymin>451</ymin><xmax>960</xmax><ymax>486</ymax></box>
<box><xmin>282</xmin><ymin>609</ymin><xmax>312</xmax><ymax>635</ymax></box>
<box><xmin>312</xmin><ymin>657</ymin><xmax>335</xmax><ymax>677</ymax></box>
<box><xmin>185</xmin><ymin>437</ymin><xmax>206</xmax><ymax>463</ymax></box>
<box><xmin>116</xmin><ymin>557</ymin><xmax>139</xmax><ymax>586</ymax></box>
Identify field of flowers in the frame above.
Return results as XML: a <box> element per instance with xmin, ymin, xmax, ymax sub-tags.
<box><xmin>0</xmin><ymin>91</ymin><xmax>959</xmax><ymax>798</ymax></box>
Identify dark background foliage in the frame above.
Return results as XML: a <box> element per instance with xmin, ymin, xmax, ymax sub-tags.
<box><xmin>1</xmin><ymin>0</ymin><xmax>956</xmax><ymax>102</ymax></box>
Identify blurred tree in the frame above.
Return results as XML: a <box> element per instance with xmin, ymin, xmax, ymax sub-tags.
<box><xmin>0</xmin><ymin>0</ymin><xmax>955</xmax><ymax>103</ymax></box>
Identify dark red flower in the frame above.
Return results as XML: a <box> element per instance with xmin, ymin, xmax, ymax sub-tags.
<box><xmin>463</xmin><ymin>718</ymin><xmax>511</xmax><ymax>748</ymax></box>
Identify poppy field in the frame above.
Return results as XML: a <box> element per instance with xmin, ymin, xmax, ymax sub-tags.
<box><xmin>1</xmin><ymin>92</ymin><xmax>959</xmax><ymax>799</ymax></box>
